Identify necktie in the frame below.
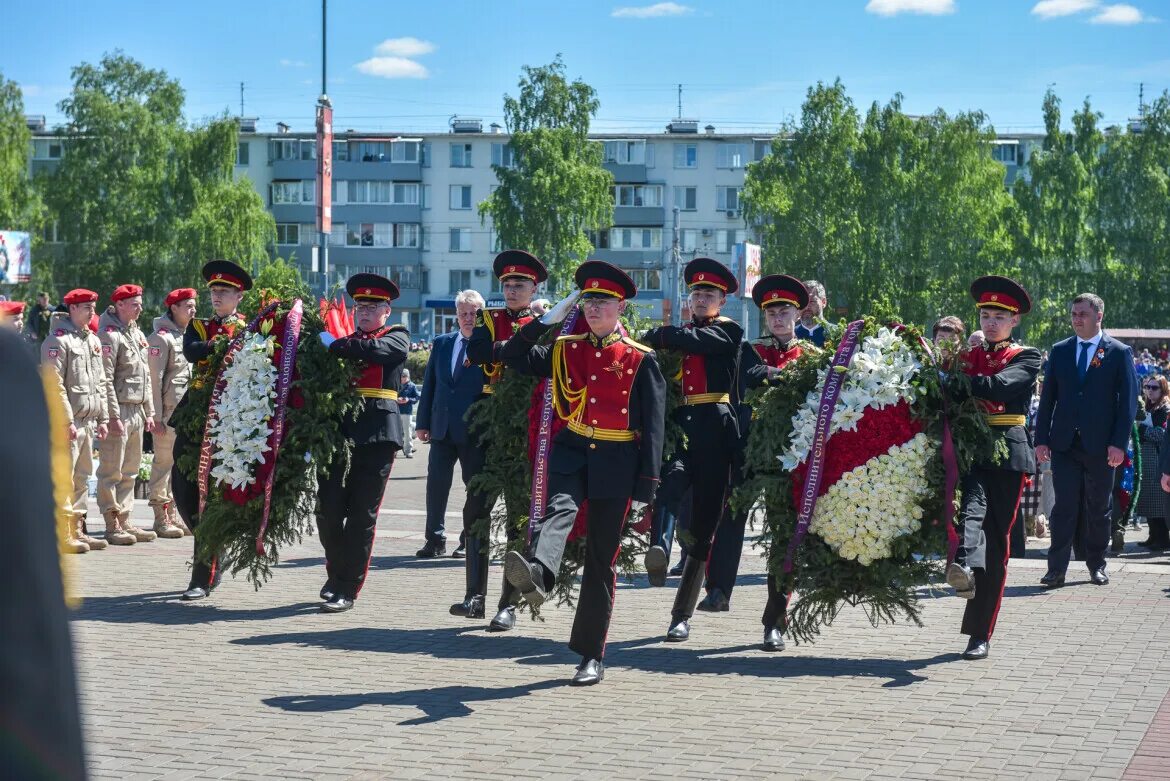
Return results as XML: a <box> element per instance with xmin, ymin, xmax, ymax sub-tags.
<box><xmin>453</xmin><ymin>337</ymin><xmax>466</xmax><ymax>381</ymax></box>
<box><xmin>1077</xmin><ymin>341</ymin><xmax>1091</xmax><ymax>382</ymax></box>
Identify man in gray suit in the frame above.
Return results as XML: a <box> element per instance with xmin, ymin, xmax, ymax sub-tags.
<box><xmin>416</xmin><ymin>290</ymin><xmax>487</xmax><ymax>569</ymax></box>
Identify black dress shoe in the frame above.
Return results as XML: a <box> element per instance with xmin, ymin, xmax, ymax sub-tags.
<box><xmin>321</xmin><ymin>595</ymin><xmax>355</xmax><ymax>612</ymax></box>
<box><xmin>696</xmin><ymin>588</ymin><xmax>730</xmax><ymax>612</ymax></box>
<box><xmin>504</xmin><ymin>551</ymin><xmax>547</xmax><ymax>607</ymax></box>
<box><xmin>962</xmin><ymin>637</ymin><xmax>989</xmax><ymax>660</ymax></box>
<box><xmin>450</xmin><ymin>595</ymin><xmax>485</xmax><ymax>619</ymax></box>
<box><xmin>1040</xmin><ymin>572</ymin><xmax>1066</xmax><ymax>588</ymax></box>
<box><xmin>945</xmin><ymin>562</ymin><xmax>976</xmax><ymax>599</ymax></box>
<box><xmin>763</xmin><ymin>627</ymin><xmax>786</xmax><ymax>652</ymax></box>
<box><xmin>320</xmin><ymin>581</ymin><xmax>336</xmax><ymax>601</ymax></box>
<box><xmin>489</xmin><ymin>605</ymin><xmax>516</xmax><ymax>632</ymax></box>
<box><xmin>644</xmin><ymin>545</ymin><xmax>668</xmax><ymax>587</ymax></box>
<box><xmin>451</xmin><ymin>543</ymin><xmax>466</xmax><ymax>559</ymax></box>
<box><xmin>665</xmin><ymin>618</ymin><xmax>690</xmax><ymax>642</ymax></box>
<box><xmin>668</xmin><ymin>561</ymin><xmax>685</xmax><ymax>577</ymax></box>
<box><xmin>1111</xmin><ymin>530</ymin><xmax>1126</xmax><ymax>553</ymax></box>
<box><xmin>570</xmin><ymin>657</ymin><xmax>605</xmax><ymax>686</ymax></box>
<box><xmin>180</xmin><ymin>586</ymin><xmax>209</xmax><ymax>601</ymax></box>
<box><xmin>415</xmin><ymin>540</ymin><xmax>446</xmax><ymax>558</ymax></box>
<box><xmin>1091</xmin><ymin>567</ymin><xmax>1110</xmax><ymax>585</ymax></box>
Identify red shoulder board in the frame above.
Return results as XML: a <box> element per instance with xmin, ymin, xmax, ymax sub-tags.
<box><xmin>105</xmin><ymin>325</ymin><xmax>118</xmax><ymax>333</ymax></box>
<box><xmin>158</xmin><ymin>328</ymin><xmax>169</xmax><ymax>335</ymax></box>
<box><xmin>54</xmin><ymin>329</ymin><xmax>65</xmax><ymax>337</ymax></box>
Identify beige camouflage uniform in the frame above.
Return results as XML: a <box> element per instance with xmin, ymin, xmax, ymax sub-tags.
<box><xmin>42</xmin><ymin>312</ymin><xmax>111</xmax><ymax>551</ymax></box>
<box><xmin>146</xmin><ymin>314</ymin><xmax>190</xmax><ymax>537</ymax></box>
<box><xmin>96</xmin><ymin>307</ymin><xmax>157</xmax><ymax>544</ymax></box>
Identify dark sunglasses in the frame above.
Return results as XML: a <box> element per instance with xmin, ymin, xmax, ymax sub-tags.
<box><xmin>1144</xmin><ymin>385</ymin><xmax>1162</xmax><ymax>391</ymax></box>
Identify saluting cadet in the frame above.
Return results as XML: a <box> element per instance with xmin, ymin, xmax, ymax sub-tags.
<box><xmin>147</xmin><ymin>288</ymin><xmax>196</xmax><ymax>539</ymax></box>
<box><xmin>500</xmin><ymin>261</ymin><xmax>666</xmax><ymax>685</ymax></box>
<box><xmin>945</xmin><ymin>276</ymin><xmax>1041</xmax><ymax>660</ymax></box>
<box><xmin>743</xmin><ymin>275</ymin><xmax>814</xmax><ymax>652</ymax></box>
<box><xmin>41</xmin><ymin>289</ymin><xmax>111</xmax><ymax>553</ymax></box>
<box><xmin>642</xmin><ymin>258</ymin><xmax>744</xmax><ymax>643</ymax></box>
<box><xmin>455</xmin><ymin>250</ymin><xmax>548</xmax><ymax>631</ymax></box>
<box><xmin>315</xmin><ymin>273</ymin><xmax>410</xmax><ymax>613</ymax></box>
<box><xmin>176</xmin><ymin>260</ymin><xmax>250</xmax><ymax>601</ymax></box>
<box><xmin>96</xmin><ymin>284</ymin><xmax>158</xmax><ymax>546</ymax></box>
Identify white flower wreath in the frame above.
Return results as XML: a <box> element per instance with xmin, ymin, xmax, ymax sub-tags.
<box><xmin>207</xmin><ymin>333</ymin><xmax>278</xmax><ymax>490</ymax></box>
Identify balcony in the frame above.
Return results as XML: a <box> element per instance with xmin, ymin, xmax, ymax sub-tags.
<box><xmin>335</xmin><ymin>159</ymin><xmax>422</xmax><ymax>182</ymax></box>
<box><xmin>612</xmin><ymin>206</ymin><xmax>665</xmax><ymax>227</ymax></box>
<box><xmin>589</xmin><ymin>248</ymin><xmax>661</xmax><ymax>267</ymax></box>
<box><xmin>602</xmin><ymin>162</ymin><xmax>647</xmax><ymax>183</ymax></box>
<box><xmin>334</xmin><ymin>204</ymin><xmax>422</xmax><ymax>224</ymax></box>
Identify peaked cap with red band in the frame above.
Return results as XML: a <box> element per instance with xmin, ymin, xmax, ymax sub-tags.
<box><xmin>111</xmin><ymin>284</ymin><xmax>143</xmax><ymax>302</ymax></box>
<box><xmin>202</xmin><ymin>259</ymin><xmax>254</xmax><ymax>291</ymax></box>
<box><xmin>492</xmin><ymin>249</ymin><xmax>548</xmax><ymax>284</ymax></box>
<box><xmin>574</xmin><ymin>260</ymin><xmax>637</xmax><ymax>301</ymax></box>
<box><xmin>752</xmin><ymin>274</ymin><xmax>808</xmax><ymax>310</ymax></box>
<box><xmin>63</xmin><ymin>289</ymin><xmax>99</xmax><ymax>305</ymax></box>
<box><xmin>685</xmin><ymin>257</ymin><xmax>738</xmax><ymax>296</ymax></box>
<box><xmin>346</xmin><ymin>272</ymin><xmax>400</xmax><ymax>303</ymax></box>
<box><xmin>164</xmin><ymin>288</ymin><xmax>198</xmax><ymax>307</ymax></box>
<box><xmin>970</xmin><ymin>275</ymin><xmax>1031</xmax><ymax>315</ymax></box>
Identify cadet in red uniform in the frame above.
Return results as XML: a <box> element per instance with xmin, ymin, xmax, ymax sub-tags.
<box><xmin>455</xmin><ymin>250</ymin><xmax>548</xmax><ymax>630</ymax></box>
<box><xmin>176</xmin><ymin>260</ymin><xmax>250</xmax><ymax>601</ymax></box>
<box><xmin>743</xmin><ymin>275</ymin><xmax>813</xmax><ymax>652</ymax></box>
<box><xmin>315</xmin><ymin>273</ymin><xmax>410</xmax><ymax>613</ymax></box>
<box><xmin>642</xmin><ymin>257</ymin><xmax>744</xmax><ymax>643</ymax></box>
<box><xmin>499</xmin><ymin>261</ymin><xmax>665</xmax><ymax>685</ymax></box>
<box><xmin>945</xmin><ymin>276</ymin><xmax>1040</xmax><ymax>660</ymax></box>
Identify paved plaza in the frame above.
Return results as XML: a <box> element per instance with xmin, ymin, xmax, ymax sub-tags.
<box><xmin>69</xmin><ymin>450</ymin><xmax>1170</xmax><ymax>780</ymax></box>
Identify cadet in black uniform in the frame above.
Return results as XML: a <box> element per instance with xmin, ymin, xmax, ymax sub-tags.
<box><xmin>176</xmin><ymin>259</ymin><xmax>250</xmax><ymax>601</ymax></box>
<box><xmin>316</xmin><ymin>273</ymin><xmax>410</xmax><ymax>613</ymax></box>
<box><xmin>642</xmin><ymin>257</ymin><xmax>744</xmax><ymax>643</ymax></box>
<box><xmin>945</xmin><ymin>276</ymin><xmax>1041</xmax><ymax>660</ymax></box>
<box><xmin>499</xmin><ymin>260</ymin><xmax>666</xmax><ymax>685</ymax></box>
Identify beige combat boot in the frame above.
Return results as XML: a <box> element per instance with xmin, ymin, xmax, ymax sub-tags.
<box><xmin>120</xmin><ymin>511</ymin><xmax>157</xmax><ymax>543</ymax></box>
<box><xmin>151</xmin><ymin>505</ymin><xmax>184</xmax><ymax>539</ymax></box>
<box><xmin>168</xmin><ymin>503</ymin><xmax>192</xmax><ymax>536</ymax></box>
<box><xmin>104</xmin><ymin>510</ymin><xmax>136</xmax><ymax>545</ymax></box>
<box><xmin>76</xmin><ymin>515</ymin><xmax>108</xmax><ymax>550</ymax></box>
<box><xmin>62</xmin><ymin>517</ymin><xmax>89</xmax><ymax>554</ymax></box>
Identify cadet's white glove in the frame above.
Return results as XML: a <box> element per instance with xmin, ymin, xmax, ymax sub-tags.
<box><xmin>540</xmin><ymin>290</ymin><xmax>582</xmax><ymax>325</ymax></box>
<box><xmin>319</xmin><ymin>332</ymin><xmax>337</xmax><ymax>347</ymax></box>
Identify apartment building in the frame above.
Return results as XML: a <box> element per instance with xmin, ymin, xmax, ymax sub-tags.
<box><xmin>25</xmin><ymin>114</ymin><xmax>1044</xmax><ymax>339</ymax></box>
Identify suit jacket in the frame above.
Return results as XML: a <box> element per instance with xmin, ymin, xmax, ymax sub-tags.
<box><xmin>1035</xmin><ymin>332</ymin><xmax>1138</xmax><ymax>457</ymax></box>
<box><xmin>415</xmin><ymin>330</ymin><xmax>486</xmax><ymax>444</ymax></box>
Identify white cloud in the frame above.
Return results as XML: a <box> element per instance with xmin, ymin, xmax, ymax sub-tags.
<box><xmin>374</xmin><ymin>37</ymin><xmax>437</xmax><ymax>57</ymax></box>
<box><xmin>1031</xmin><ymin>0</ymin><xmax>1099</xmax><ymax>18</ymax></box>
<box><xmin>280</xmin><ymin>58</ymin><xmax>308</xmax><ymax>68</ymax></box>
<box><xmin>611</xmin><ymin>3</ymin><xmax>694</xmax><ymax>19</ymax></box>
<box><xmin>865</xmin><ymin>0</ymin><xmax>956</xmax><ymax>16</ymax></box>
<box><xmin>1090</xmin><ymin>3</ymin><xmax>1154</xmax><ymax>24</ymax></box>
<box><xmin>355</xmin><ymin>57</ymin><xmax>429</xmax><ymax>79</ymax></box>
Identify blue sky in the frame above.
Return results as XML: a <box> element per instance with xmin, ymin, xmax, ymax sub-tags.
<box><xmin>7</xmin><ymin>0</ymin><xmax>1167</xmax><ymax>135</ymax></box>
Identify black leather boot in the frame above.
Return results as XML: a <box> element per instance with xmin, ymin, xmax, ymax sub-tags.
<box><xmin>450</xmin><ymin>537</ymin><xmax>488</xmax><ymax>618</ymax></box>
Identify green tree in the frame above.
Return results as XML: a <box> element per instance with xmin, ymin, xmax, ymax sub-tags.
<box><xmin>479</xmin><ymin>55</ymin><xmax>613</xmax><ymax>291</ymax></box>
<box><xmin>0</xmin><ymin>72</ymin><xmax>45</xmax><ymax>292</ymax></box>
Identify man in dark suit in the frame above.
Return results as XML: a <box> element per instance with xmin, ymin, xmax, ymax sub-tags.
<box><xmin>1035</xmin><ymin>293</ymin><xmax>1138</xmax><ymax>588</ymax></box>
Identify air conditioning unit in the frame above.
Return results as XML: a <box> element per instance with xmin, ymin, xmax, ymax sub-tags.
<box><xmin>726</xmin><ymin>210</ymin><xmax>739</xmax><ymax>219</ymax></box>
<box><xmin>700</xmin><ymin>228</ymin><xmax>712</xmax><ymax>237</ymax></box>
<box><xmin>473</xmin><ymin>268</ymin><xmax>488</xmax><ymax>277</ymax></box>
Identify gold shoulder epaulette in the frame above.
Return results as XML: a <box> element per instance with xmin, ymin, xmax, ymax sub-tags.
<box><xmin>621</xmin><ymin>336</ymin><xmax>653</xmax><ymax>353</ymax></box>
<box><xmin>556</xmin><ymin>333</ymin><xmax>589</xmax><ymax>343</ymax></box>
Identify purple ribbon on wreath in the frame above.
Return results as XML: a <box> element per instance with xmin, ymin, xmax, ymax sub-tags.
<box><xmin>256</xmin><ymin>298</ymin><xmax>303</xmax><ymax>555</ymax></box>
<box><xmin>782</xmin><ymin>319</ymin><xmax>865</xmax><ymax>574</ymax></box>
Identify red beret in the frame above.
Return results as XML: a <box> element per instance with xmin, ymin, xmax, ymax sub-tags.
<box><xmin>63</xmin><ymin>289</ymin><xmax>100</xmax><ymax>305</ymax></box>
<box><xmin>111</xmin><ymin>284</ymin><xmax>144</xmax><ymax>302</ymax></box>
<box><xmin>0</xmin><ymin>301</ymin><xmax>25</xmax><ymax>316</ymax></box>
<box><xmin>164</xmin><ymin>288</ymin><xmax>197</xmax><ymax>307</ymax></box>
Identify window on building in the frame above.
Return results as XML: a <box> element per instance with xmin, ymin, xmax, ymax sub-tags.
<box><xmin>332</xmin><ymin>180</ymin><xmax>346</xmax><ymax>205</ymax></box>
<box><xmin>346</xmin><ymin>223</ymin><xmax>392</xmax><ymax>247</ymax></box>
<box><xmin>300</xmin><ymin>224</ymin><xmax>316</xmax><ymax>245</ymax></box>
<box><xmin>681</xmin><ymin>229</ymin><xmax>698</xmax><ymax>252</ymax></box>
<box><xmin>275</xmin><ymin>223</ymin><xmax>300</xmax><ymax>245</ymax></box>
<box><xmin>236</xmin><ymin>141</ymin><xmax>250</xmax><ymax>166</ymax></box>
<box><xmin>614</xmin><ymin>185</ymin><xmax>663</xmax><ymax>207</ymax></box>
<box><xmin>449</xmin><ymin>185</ymin><xmax>473</xmax><ymax>210</ymax></box>
<box><xmin>716</xmin><ymin>186</ymin><xmax>742</xmax><ymax>212</ymax></box>
<box><xmin>421</xmin><ymin>228</ymin><xmax>431</xmax><ymax>252</ymax></box>
<box><xmin>587</xmin><ymin>230</ymin><xmax>610</xmax><ymax>249</ymax></box>
<box><xmin>270</xmin><ymin>180</ymin><xmax>313</xmax><ymax>204</ymax></box>
<box><xmin>609</xmin><ymin>228</ymin><xmax>662</xmax><ymax>250</ymax></box>
<box><xmin>394</xmin><ymin>223</ymin><xmax>420</xmax><ymax>248</ymax></box>
<box><xmin>348</xmin><ymin>180</ymin><xmax>394</xmax><ymax>204</ymax></box>
<box><xmin>491</xmin><ymin>143</ymin><xmax>517</xmax><ymax>169</ymax></box>
<box><xmin>450</xmin><ymin>143</ymin><xmax>473</xmax><ymax>167</ymax></box>
<box><xmin>715</xmin><ymin>229</ymin><xmax>748</xmax><ymax>253</ymax></box>
<box><xmin>449</xmin><ymin>228</ymin><xmax>472</xmax><ymax>252</ymax></box>
<box><xmin>390</xmin><ymin>264</ymin><xmax>419</xmax><ymax>290</ymax></box>
<box><xmin>357</xmin><ymin>141</ymin><xmax>387</xmax><ymax>161</ymax></box>
<box><xmin>330</xmin><ymin>223</ymin><xmax>346</xmax><ymax>246</ymax></box>
<box><xmin>41</xmin><ymin>221</ymin><xmax>61</xmax><ymax>243</ymax></box>
<box><xmin>390</xmin><ymin>140</ymin><xmax>420</xmax><ymax>162</ymax></box>
<box><xmin>421</xmin><ymin>142</ymin><xmax>431</xmax><ymax>167</ymax></box>
<box><xmin>673</xmin><ymin>143</ymin><xmax>697</xmax><ymax>168</ymax></box>
<box><xmin>603</xmin><ymin>139</ymin><xmax>649</xmax><ymax>165</ymax></box>
<box><xmin>31</xmin><ymin>139</ymin><xmax>64</xmax><ymax>160</ymax></box>
<box><xmin>624</xmin><ymin>268</ymin><xmax>662</xmax><ymax>291</ymax></box>
<box><xmin>673</xmin><ymin>186</ymin><xmax>697</xmax><ymax>211</ymax></box>
<box><xmin>992</xmin><ymin>143</ymin><xmax>1018</xmax><ymax>164</ymax></box>
<box><xmin>333</xmin><ymin>140</ymin><xmax>349</xmax><ymax>161</ymax></box>
<box><xmin>449</xmin><ymin>270</ymin><xmax>472</xmax><ymax>292</ymax></box>
<box><xmin>393</xmin><ymin>183</ymin><xmax>419</xmax><ymax>205</ymax></box>
<box><xmin>715</xmin><ymin>143</ymin><xmax>749</xmax><ymax>169</ymax></box>
<box><xmin>269</xmin><ymin>139</ymin><xmax>299</xmax><ymax>162</ymax></box>
<box><xmin>300</xmin><ymin>140</ymin><xmax>317</xmax><ymax>160</ymax></box>
<box><xmin>420</xmin><ymin>185</ymin><xmax>431</xmax><ymax>209</ymax></box>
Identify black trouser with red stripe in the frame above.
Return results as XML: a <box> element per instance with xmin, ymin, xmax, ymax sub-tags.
<box><xmin>529</xmin><ymin>468</ymin><xmax>630</xmax><ymax>660</ymax></box>
<box><xmin>171</xmin><ymin>427</ymin><xmax>222</xmax><ymax>590</ymax></box>
<box><xmin>954</xmin><ymin>467</ymin><xmax>1026</xmax><ymax>641</ymax></box>
<box><xmin>317</xmin><ymin>442</ymin><xmax>396</xmax><ymax>600</ymax></box>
